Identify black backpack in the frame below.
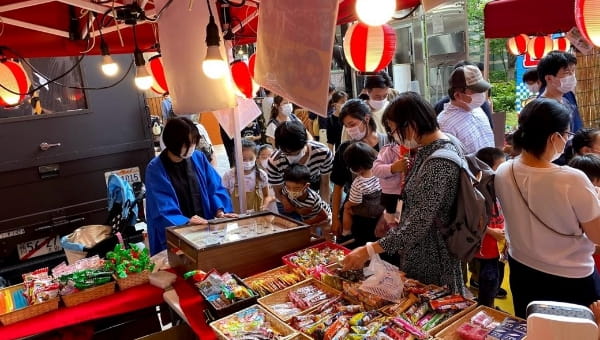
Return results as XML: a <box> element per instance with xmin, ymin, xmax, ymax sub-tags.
<box><xmin>423</xmin><ymin>149</ymin><xmax>496</xmax><ymax>261</ymax></box>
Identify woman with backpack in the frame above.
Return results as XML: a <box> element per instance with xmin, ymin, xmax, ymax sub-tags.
<box><xmin>494</xmin><ymin>98</ymin><xmax>600</xmax><ymax>318</ymax></box>
<box><xmin>342</xmin><ymin>92</ymin><xmax>466</xmax><ymax>294</ymax></box>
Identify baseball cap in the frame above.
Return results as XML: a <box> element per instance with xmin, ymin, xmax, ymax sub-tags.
<box><xmin>448</xmin><ymin>65</ymin><xmax>491</xmax><ymax>93</ymax></box>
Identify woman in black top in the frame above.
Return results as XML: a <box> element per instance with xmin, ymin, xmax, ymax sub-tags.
<box><xmin>331</xmin><ymin>99</ymin><xmax>387</xmax><ymax>246</ymax></box>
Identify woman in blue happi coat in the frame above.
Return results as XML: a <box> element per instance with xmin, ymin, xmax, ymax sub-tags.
<box><xmin>146</xmin><ymin>117</ymin><xmax>236</xmax><ymax>255</ymax></box>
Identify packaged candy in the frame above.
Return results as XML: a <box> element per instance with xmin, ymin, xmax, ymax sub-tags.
<box><xmin>104</xmin><ymin>243</ymin><xmax>154</xmax><ymax>278</ymax></box>
<box><xmin>471</xmin><ymin>311</ymin><xmax>494</xmax><ymax>328</ymax></box>
<box><xmin>457</xmin><ymin>322</ymin><xmax>490</xmax><ymax>340</ymax></box>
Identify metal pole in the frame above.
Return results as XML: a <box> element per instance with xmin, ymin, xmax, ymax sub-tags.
<box><xmin>420</xmin><ymin>6</ymin><xmax>430</xmax><ymax>101</ymax></box>
<box><xmin>224</xmin><ymin>39</ymin><xmax>247</xmax><ymax>213</ymax></box>
<box><xmin>233</xmin><ymin>106</ymin><xmax>247</xmax><ymax>213</ymax></box>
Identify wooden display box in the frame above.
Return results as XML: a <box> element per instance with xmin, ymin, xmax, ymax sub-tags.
<box><xmin>167</xmin><ymin>212</ymin><xmax>311</xmax><ymax>278</ymax></box>
<box><xmin>257</xmin><ymin>278</ymin><xmax>342</xmax><ymax>322</ymax></box>
<box><xmin>199</xmin><ymin>274</ymin><xmax>258</xmax><ymax>319</ymax></box>
<box><xmin>211</xmin><ymin>304</ymin><xmax>299</xmax><ymax>340</ymax></box>
<box><xmin>433</xmin><ymin>305</ymin><xmax>522</xmax><ymax>340</ymax></box>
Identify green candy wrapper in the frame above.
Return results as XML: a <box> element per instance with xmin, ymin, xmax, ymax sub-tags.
<box><xmin>104</xmin><ymin>244</ymin><xmax>154</xmax><ymax>278</ymax></box>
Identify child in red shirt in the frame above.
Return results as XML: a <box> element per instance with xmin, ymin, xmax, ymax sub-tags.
<box><xmin>474</xmin><ymin>147</ymin><xmax>506</xmax><ymax>307</ymax></box>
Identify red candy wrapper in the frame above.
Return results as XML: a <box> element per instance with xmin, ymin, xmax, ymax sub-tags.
<box><xmin>456</xmin><ymin>322</ymin><xmax>490</xmax><ymax>340</ymax></box>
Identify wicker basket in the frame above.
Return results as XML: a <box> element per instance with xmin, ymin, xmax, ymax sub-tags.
<box><xmin>115</xmin><ymin>270</ymin><xmax>150</xmax><ymax>291</ymax></box>
<box><xmin>0</xmin><ymin>284</ymin><xmax>59</xmax><ymax>325</ymax></box>
<box><xmin>61</xmin><ymin>281</ymin><xmax>116</xmax><ymax>307</ymax></box>
<box><xmin>257</xmin><ymin>278</ymin><xmax>342</xmax><ymax>322</ymax></box>
<box><xmin>432</xmin><ymin>305</ymin><xmax>519</xmax><ymax>339</ymax></box>
<box><xmin>210</xmin><ymin>304</ymin><xmax>299</xmax><ymax>340</ymax></box>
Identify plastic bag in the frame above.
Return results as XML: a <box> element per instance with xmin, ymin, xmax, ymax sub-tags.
<box><xmin>360</xmin><ymin>242</ymin><xmax>404</xmax><ymax>303</ymax></box>
<box><xmin>61</xmin><ymin>225</ymin><xmax>113</xmax><ymax>251</ymax></box>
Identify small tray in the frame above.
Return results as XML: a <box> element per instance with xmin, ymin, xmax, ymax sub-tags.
<box><xmin>0</xmin><ymin>284</ymin><xmax>60</xmax><ymax>325</ymax></box>
<box><xmin>243</xmin><ymin>266</ymin><xmax>306</xmax><ymax>297</ymax></box>
<box><xmin>433</xmin><ymin>305</ymin><xmax>520</xmax><ymax>339</ymax></box>
<box><xmin>199</xmin><ymin>273</ymin><xmax>258</xmax><ymax>319</ymax></box>
<box><xmin>210</xmin><ymin>304</ymin><xmax>299</xmax><ymax>340</ymax></box>
<box><xmin>257</xmin><ymin>278</ymin><xmax>342</xmax><ymax>322</ymax></box>
<box><xmin>282</xmin><ymin>242</ymin><xmax>350</xmax><ymax>276</ymax></box>
<box><xmin>61</xmin><ymin>281</ymin><xmax>116</xmax><ymax>307</ymax></box>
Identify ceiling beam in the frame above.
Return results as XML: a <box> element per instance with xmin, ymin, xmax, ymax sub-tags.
<box><xmin>57</xmin><ymin>0</ymin><xmax>116</xmax><ymax>17</ymax></box>
<box><xmin>0</xmin><ymin>15</ymin><xmax>70</xmax><ymax>38</ymax></box>
<box><xmin>0</xmin><ymin>0</ymin><xmax>53</xmax><ymax>13</ymax></box>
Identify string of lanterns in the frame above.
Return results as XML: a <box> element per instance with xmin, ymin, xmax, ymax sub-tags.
<box><xmin>506</xmin><ymin>34</ymin><xmax>571</xmax><ymax>59</ymax></box>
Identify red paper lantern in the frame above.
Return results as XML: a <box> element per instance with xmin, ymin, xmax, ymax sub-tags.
<box><xmin>248</xmin><ymin>53</ymin><xmax>256</xmax><ymax>80</ymax></box>
<box><xmin>527</xmin><ymin>36</ymin><xmax>553</xmax><ymax>60</ymax></box>
<box><xmin>576</xmin><ymin>0</ymin><xmax>600</xmax><ymax>47</ymax></box>
<box><xmin>230</xmin><ymin>60</ymin><xmax>254</xmax><ymax>98</ymax></box>
<box><xmin>147</xmin><ymin>54</ymin><xmax>169</xmax><ymax>95</ymax></box>
<box><xmin>506</xmin><ymin>34</ymin><xmax>529</xmax><ymax>55</ymax></box>
<box><xmin>343</xmin><ymin>23</ymin><xmax>396</xmax><ymax>74</ymax></box>
<box><xmin>0</xmin><ymin>60</ymin><xmax>31</xmax><ymax>107</ymax></box>
<box><xmin>553</xmin><ymin>36</ymin><xmax>571</xmax><ymax>52</ymax></box>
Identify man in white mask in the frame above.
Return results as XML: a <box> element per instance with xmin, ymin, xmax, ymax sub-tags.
<box><xmin>438</xmin><ymin>65</ymin><xmax>495</xmax><ymax>154</ymax></box>
<box><xmin>537</xmin><ymin>51</ymin><xmax>583</xmax><ymax>134</ymax></box>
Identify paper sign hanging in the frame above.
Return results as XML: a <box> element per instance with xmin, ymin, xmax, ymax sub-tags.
<box><xmin>213</xmin><ymin>96</ymin><xmax>262</xmax><ymax>139</ymax></box>
<box><xmin>155</xmin><ymin>0</ymin><xmax>236</xmax><ymax>114</ymax></box>
<box><xmin>254</xmin><ymin>0</ymin><xmax>338</xmax><ymax>118</ymax></box>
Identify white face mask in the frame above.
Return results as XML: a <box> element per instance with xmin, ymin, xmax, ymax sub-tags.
<box><xmin>259</xmin><ymin>159</ymin><xmax>269</xmax><ymax>169</ymax></box>
<box><xmin>180</xmin><ymin>144</ymin><xmax>196</xmax><ymax>159</ymax></box>
<box><xmin>465</xmin><ymin>92</ymin><xmax>487</xmax><ymax>111</ymax></box>
<box><xmin>392</xmin><ymin>131</ymin><xmax>402</xmax><ymax>145</ymax></box>
<box><xmin>527</xmin><ymin>83</ymin><xmax>540</xmax><ymax>94</ymax></box>
<box><xmin>286</xmin><ymin>147</ymin><xmax>306</xmax><ymax>164</ymax></box>
<box><xmin>551</xmin><ymin>132</ymin><xmax>567</xmax><ymax>161</ymax></box>
<box><xmin>403</xmin><ymin>138</ymin><xmax>419</xmax><ymax>149</ymax></box>
<box><xmin>558</xmin><ymin>74</ymin><xmax>577</xmax><ymax>93</ymax></box>
<box><xmin>243</xmin><ymin>161</ymin><xmax>255</xmax><ymax>171</ymax></box>
<box><xmin>347</xmin><ymin>121</ymin><xmax>367</xmax><ymax>141</ymax></box>
<box><xmin>286</xmin><ymin>189</ymin><xmax>304</xmax><ymax>199</ymax></box>
<box><xmin>280</xmin><ymin>103</ymin><xmax>293</xmax><ymax>116</ymax></box>
<box><xmin>369</xmin><ymin>99</ymin><xmax>388</xmax><ymax>111</ymax></box>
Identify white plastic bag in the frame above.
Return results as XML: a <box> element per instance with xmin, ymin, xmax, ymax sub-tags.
<box><xmin>360</xmin><ymin>242</ymin><xmax>404</xmax><ymax>303</ymax></box>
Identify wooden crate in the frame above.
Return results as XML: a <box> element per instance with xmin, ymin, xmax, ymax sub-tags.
<box><xmin>433</xmin><ymin>305</ymin><xmax>521</xmax><ymax>340</ymax></box>
<box><xmin>210</xmin><ymin>304</ymin><xmax>299</xmax><ymax>340</ymax></box>
<box><xmin>258</xmin><ymin>278</ymin><xmax>342</xmax><ymax>322</ymax></box>
<box><xmin>0</xmin><ymin>284</ymin><xmax>59</xmax><ymax>325</ymax></box>
<box><xmin>167</xmin><ymin>212</ymin><xmax>311</xmax><ymax>278</ymax></box>
<box><xmin>243</xmin><ymin>266</ymin><xmax>306</xmax><ymax>297</ymax></box>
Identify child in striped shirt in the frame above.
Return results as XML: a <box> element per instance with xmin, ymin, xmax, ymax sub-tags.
<box><xmin>342</xmin><ymin>142</ymin><xmax>384</xmax><ymax>235</ymax></box>
<box><xmin>282</xmin><ymin>164</ymin><xmax>331</xmax><ymax>225</ymax></box>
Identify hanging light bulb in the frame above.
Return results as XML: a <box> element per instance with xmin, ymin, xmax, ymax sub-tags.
<box><xmin>100</xmin><ymin>38</ymin><xmax>119</xmax><ymax>77</ymax></box>
<box><xmin>134</xmin><ymin>49</ymin><xmax>153</xmax><ymax>90</ymax></box>
<box><xmin>202</xmin><ymin>2</ymin><xmax>227</xmax><ymax>79</ymax></box>
<box><xmin>355</xmin><ymin>0</ymin><xmax>396</xmax><ymax>26</ymax></box>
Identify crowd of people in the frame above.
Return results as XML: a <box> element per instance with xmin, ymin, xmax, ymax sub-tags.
<box><xmin>144</xmin><ymin>49</ymin><xmax>600</xmax><ymax>320</ymax></box>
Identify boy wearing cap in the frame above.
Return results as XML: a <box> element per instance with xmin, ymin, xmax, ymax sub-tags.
<box><xmin>438</xmin><ymin>65</ymin><xmax>495</xmax><ymax>154</ymax></box>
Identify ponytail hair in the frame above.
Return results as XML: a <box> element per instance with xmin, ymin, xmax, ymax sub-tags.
<box><xmin>513</xmin><ymin>98</ymin><xmax>570</xmax><ymax>158</ymax></box>
<box><xmin>270</xmin><ymin>96</ymin><xmax>284</xmax><ymax>121</ymax></box>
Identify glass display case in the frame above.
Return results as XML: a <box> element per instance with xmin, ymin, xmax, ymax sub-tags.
<box><xmin>166</xmin><ymin>212</ymin><xmax>311</xmax><ymax>277</ymax></box>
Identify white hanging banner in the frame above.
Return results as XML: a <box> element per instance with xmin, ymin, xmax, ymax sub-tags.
<box><xmin>255</xmin><ymin>0</ymin><xmax>338</xmax><ymax>118</ymax></box>
<box><xmin>156</xmin><ymin>0</ymin><xmax>236</xmax><ymax>113</ymax></box>
<box><xmin>213</xmin><ymin>96</ymin><xmax>262</xmax><ymax>139</ymax></box>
